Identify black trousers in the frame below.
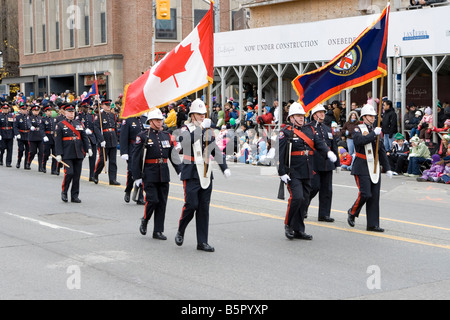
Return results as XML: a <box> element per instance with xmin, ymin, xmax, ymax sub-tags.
<box><xmin>178</xmin><ymin>179</ymin><xmax>213</xmax><ymax>244</ymax></box>
<box><xmin>17</xmin><ymin>139</ymin><xmax>29</xmax><ymax>165</ymax></box>
<box><xmin>285</xmin><ymin>177</ymin><xmax>311</xmax><ymax>233</ymax></box>
<box><xmin>28</xmin><ymin>141</ymin><xmax>44</xmax><ymax>169</ymax></box>
<box><xmin>95</xmin><ymin>147</ymin><xmax>117</xmax><ymax>182</ymax></box>
<box><xmin>143</xmin><ymin>181</ymin><xmax>170</xmax><ymax>232</ymax></box>
<box><xmin>305</xmin><ymin>170</ymin><xmax>333</xmax><ymax>219</ymax></box>
<box><xmin>0</xmin><ymin>138</ymin><xmax>13</xmax><ymax>165</ymax></box>
<box><xmin>62</xmin><ymin>158</ymin><xmax>83</xmax><ymax>199</ymax></box>
<box><xmin>349</xmin><ymin>175</ymin><xmax>381</xmax><ymax>228</ymax></box>
<box><xmin>43</xmin><ymin>142</ymin><xmax>58</xmax><ymax>173</ymax></box>
<box><xmin>88</xmin><ymin>143</ymin><xmax>97</xmax><ymax>179</ymax></box>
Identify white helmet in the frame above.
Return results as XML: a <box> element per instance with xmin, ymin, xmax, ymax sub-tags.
<box><xmin>288</xmin><ymin>102</ymin><xmax>306</xmax><ymax>118</ymax></box>
<box><xmin>310</xmin><ymin>103</ymin><xmax>326</xmax><ymax>116</ymax></box>
<box><xmin>146</xmin><ymin>108</ymin><xmax>164</xmax><ymax>121</ymax></box>
<box><xmin>189</xmin><ymin>98</ymin><xmax>207</xmax><ymax>115</ymax></box>
<box><xmin>360</xmin><ymin>104</ymin><xmax>377</xmax><ymax>117</ymax></box>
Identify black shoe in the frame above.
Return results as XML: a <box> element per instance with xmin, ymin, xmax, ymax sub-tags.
<box><xmin>51</xmin><ymin>171</ymin><xmax>58</xmax><ymax>175</ymax></box>
<box><xmin>39</xmin><ymin>168</ymin><xmax>46</xmax><ymax>173</ymax></box>
<box><xmin>93</xmin><ymin>175</ymin><xmax>99</xmax><ymax>184</ymax></box>
<box><xmin>318</xmin><ymin>216</ymin><xmax>335</xmax><ymax>222</ymax></box>
<box><xmin>153</xmin><ymin>232</ymin><xmax>167</xmax><ymax>240</ymax></box>
<box><xmin>367</xmin><ymin>226</ymin><xmax>384</xmax><ymax>232</ymax></box>
<box><xmin>6</xmin><ymin>164</ymin><xmax>11</xmax><ymax>168</ymax></box>
<box><xmin>197</xmin><ymin>243</ymin><xmax>215</xmax><ymax>252</ymax></box>
<box><xmin>16</xmin><ymin>162</ymin><xmax>20</xmax><ymax>169</ymax></box>
<box><xmin>0</xmin><ymin>161</ymin><xmax>3</xmax><ymax>166</ymax></box>
<box><xmin>124</xmin><ymin>192</ymin><xmax>130</xmax><ymax>203</ymax></box>
<box><xmin>175</xmin><ymin>231</ymin><xmax>184</xmax><ymax>246</ymax></box>
<box><xmin>24</xmin><ymin>165</ymin><xmax>31</xmax><ymax>170</ymax></box>
<box><xmin>71</xmin><ymin>198</ymin><xmax>82</xmax><ymax>203</ymax></box>
<box><xmin>284</xmin><ymin>225</ymin><xmax>294</xmax><ymax>240</ymax></box>
<box><xmin>139</xmin><ymin>219</ymin><xmax>148</xmax><ymax>235</ymax></box>
<box><xmin>136</xmin><ymin>199</ymin><xmax>145</xmax><ymax>206</ymax></box>
<box><xmin>109</xmin><ymin>180</ymin><xmax>121</xmax><ymax>186</ymax></box>
<box><xmin>61</xmin><ymin>193</ymin><xmax>68</xmax><ymax>203</ymax></box>
<box><xmin>293</xmin><ymin>231</ymin><xmax>313</xmax><ymax>240</ymax></box>
<box><xmin>347</xmin><ymin>210</ymin><xmax>355</xmax><ymax>227</ymax></box>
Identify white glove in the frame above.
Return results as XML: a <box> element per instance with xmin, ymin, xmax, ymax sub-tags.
<box><xmin>43</xmin><ymin>136</ymin><xmax>49</xmax><ymax>142</ymax></box>
<box><xmin>201</xmin><ymin>118</ymin><xmax>211</xmax><ymax>129</ymax></box>
<box><xmin>15</xmin><ymin>135</ymin><xmax>21</xmax><ymax>140</ymax></box>
<box><xmin>280</xmin><ymin>174</ymin><xmax>291</xmax><ymax>184</ymax></box>
<box><xmin>100</xmin><ymin>141</ymin><xmax>106</xmax><ymax>148</ymax></box>
<box><xmin>224</xmin><ymin>169</ymin><xmax>231</xmax><ymax>178</ymax></box>
<box><xmin>121</xmin><ymin>154</ymin><xmax>129</xmax><ymax>161</ymax></box>
<box><xmin>0</xmin><ymin>135</ymin><xmax>2</xmax><ymax>141</ymax></box>
<box><xmin>134</xmin><ymin>179</ymin><xmax>142</xmax><ymax>187</ymax></box>
<box><xmin>88</xmin><ymin>149</ymin><xmax>93</xmax><ymax>157</ymax></box>
<box><xmin>178</xmin><ymin>172</ymin><xmax>182</xmax><ymax>179</ymax></box>
<box><xmin>335</xmin><ymin>166</ymin><xmax>341</xmax><ymax>174</ymax></box>
<box><xmin>56</xmin><ymin>155</ymin><xmax>62</xmax><ymax>163</ymax></box>
<box><xmin>386</xmin><ymin>170</ymin><xmax>393</xmax><ymax>179</ymax></box>
<box><xmin>374</xmin><ymin>127</ymin><xmax>382</xmax><ymax>135</ymax></box>
<box><xmin>85</xmin><ymin>128</ymin><xmax>92</xmax><ymax>135</ymax></box>
<box><xmin>327</xmin><ymin>151</ymin><xmax>337</xmax><ymax>163</ymax></box>
<box><xmin>30</xmin><ymin>126</ymin><xmax>36</xmax><ymax>131</ymax></box>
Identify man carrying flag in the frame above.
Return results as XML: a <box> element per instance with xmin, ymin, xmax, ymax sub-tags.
<box><xmin>291</xmin><ymin>5</ymin><xmax>394</xmax><ymax>232</ymax></box>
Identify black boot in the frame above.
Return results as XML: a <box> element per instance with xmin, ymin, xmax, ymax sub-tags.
<box><xmin>139</xmin><ymin>218</ymin><xmax>148</xmax><ymax>235</ymax></box>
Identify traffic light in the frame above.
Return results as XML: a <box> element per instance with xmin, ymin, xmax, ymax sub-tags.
<box><xmin>156</xmin><ymin>0</ymin><xmax>171</xmax><ymax>20</ymax></box>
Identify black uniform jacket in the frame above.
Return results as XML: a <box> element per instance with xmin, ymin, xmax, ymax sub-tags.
<box><xmin>351</xmin><ymin>124</ymin><xmax>390</xmax><ymax>176</ymax></box>
<box><xmin>178</xmin><ymin>124</ymin><xmax>228</xmax><ymax>180</ymax></box>
<box><xmin>132</xmin><ymin>128</ymin><xmax>181</xmax><ymax>183</ymax></box>
<box><xmin>310</xmin><ymin>120</ymin><xmax>340</xmax><ymax>172</ymax></box>
<box><xmin>77</xmin><ymin>112</ymin><xmax>101</xmax><ymax>146</ymax></box>
<box><xmin>278</xmin><ymin>124</ymin><xmax>330</xmax><ymax>180</ymax></box>
<box><xmin>42</xmin><ymin>116</ymin><xmax>58</xmax><ymax>145</ymax></box>
<box><xmin>0</xmin><ymin>112</ymin><xmax>15</xmax><ymax>140</ymax></box>
<box><xmin>95</xmin><ymin>111</ymin><xmax>118</xmax><ymax>148</ymax></box>
<box><xmin>27</xmin><ymin>115</ymin><xmax>45</xmax><ymax>142</ymax></box>
<box><xmin>120</xmin><ymin>117</ymin><xmax>144</xmax><ymax>156</ymax></box>
<box><xmin>54</xmin><ymin>119</ymin><xmax>90</xmax><ymax>160</ymax></box>
<box><xmin>13</xmin><ymin>113</ymin><xmax>30</xmax><ymax>140</ymax></box>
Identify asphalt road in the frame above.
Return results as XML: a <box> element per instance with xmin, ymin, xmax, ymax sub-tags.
<box><xmin>1</xmin><ymin>151</ymin><xmax>450</xmax><ymax>301</ymax></box>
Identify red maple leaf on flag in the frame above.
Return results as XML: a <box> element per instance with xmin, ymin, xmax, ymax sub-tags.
<box><xmin>153</xmin><ymin>43</ymin><xmax>194</xmax><ymax>88</ymax></box>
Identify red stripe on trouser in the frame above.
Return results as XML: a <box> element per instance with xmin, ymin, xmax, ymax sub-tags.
<box><xmin>94</xmin><ymin>147</ymin><xmax>102</xmax><ymax>172</ymax></box>
<box><xmin>61</xmin><ymin>167</ymin><xmax>67</xmax><ymax>193</ymax></box>
<box><xmin>179</xmin><ymin>180</ymin><xmax>187</xmax><ymax>225</ymax></box>
<box><xmin>350</xmin><ymin>175</ymin><xmax>361</xmax><ymax>216</ymax></box>
<box><xmin>284</xmin><ymin>183</ymin><xmax>292</xmax><ymax>225</ymax></box>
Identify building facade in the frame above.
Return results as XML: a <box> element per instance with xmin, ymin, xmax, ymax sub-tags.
<box><xmin>17</xmin><ymin>0</ymin><xmax>243</xmax><ymax>99</ymax></box>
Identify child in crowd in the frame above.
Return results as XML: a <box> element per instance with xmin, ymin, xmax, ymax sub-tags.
<box><xmin>339</xmin><ymin>148</ymin><xmax>353</xmax><ymax>171</ymax></box>
<box><xmin>416</xmin><ymin>154</ymin><xmax>444</xmax><ymax>182</ymax></box>
<box><xmin>387</xmin><ymin>133</ymin><xmax>410</xmax><ymax>175</ymax></box>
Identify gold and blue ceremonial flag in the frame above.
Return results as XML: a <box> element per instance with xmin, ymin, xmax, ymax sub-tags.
<box><xmin>292</xmin><ymin>5</ymin><xmax>390</xmax><ymax>113</ymax></box>
<box><xmin>82</xmin><ymin>80</ymin><xmax>99</xmax><ymax>104</ymax></box>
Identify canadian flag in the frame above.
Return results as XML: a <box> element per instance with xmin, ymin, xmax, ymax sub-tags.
<box><xmin>120</xmin><ymin>3</ymin><xmax>214</xmax><ymax>119</ymax></box>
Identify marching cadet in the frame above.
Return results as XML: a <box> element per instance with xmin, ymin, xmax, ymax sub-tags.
<box><xmin>13</xmin><ymin>104</ymin><xmax>31</xmax><ymax>169</ymax></box>
<box><xmin>303</xmin><ymin>104</ymin><xmax>340</xmax><ymax>222</ymax></box>
<box><xmin>42</xmin><ymin>104</ymin><xmax>59</xmax><ymax>174</ymax></box>
<box><xmin>132</xmin><ymin>108</ymin><xmax>181</xmax><ymax>240</ymax></box>
<box><xmin>0</xmin><ymin>103</ymin><xmax>15</xmax><ymax>167</ymax></box>
<box><xmin>54</xmin><ymin>103</ymin><xmax>92</xmax><ymax>203</ymax></box>
<box><xmin>120</xmin><ymin>113</ymin><xmax>145</xmax><ymax>204</ymax></box>
<box><xmin>27</xmin><ymin>105</ymin><xmax>46</xmax><ymax>172</ymax></box>
<box><xmin>278</xmin><ymin>102</ymin><xmax>337</xmax><ymax>241</ymax></box>
<box><xmin>77</xmin><ymin>101</ymin><xmax>101</xmax><ymax>181</ymax></box>
<box><xmin>93</xmin><ymin>99</ymin><xmax>120</xmax><ymax>185</ymax></box>
<box><xmin>347</xmin><ymin>104</ymin><xmax>393</xmax><ymax>232</ymax></box>
<box><xmin>175</xmin><ymin>99</ymin><xmax>231</xmax><ymax>252</ymax></box>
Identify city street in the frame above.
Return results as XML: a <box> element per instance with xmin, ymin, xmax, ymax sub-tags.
<box><xmin>0</xmin><ymin>151</ymin><xmax>449</xmax><ymax>301</ymax></box>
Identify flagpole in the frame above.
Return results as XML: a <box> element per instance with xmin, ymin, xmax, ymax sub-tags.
<box><xmin>374</xmin><ymin>75</ymin><xmax>384</xmax><ymax>174</ymax></box>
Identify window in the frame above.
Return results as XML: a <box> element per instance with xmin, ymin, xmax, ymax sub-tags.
<box><xmin>48</xmin><ymin>0</ymin><xmax>60</xmax><ymax>50</ymax></box>
<box><xmin>93</xmin><ymin>0</ymin><xmax>107</xmax><ymax>44</ymax></box>
<box><xmin>35</xmin><ymin>0</ymin><xmax>46</xmax><ymax>52</ymax></box>
<box><xmin>156</xmin><ymin>8</ymin><xmax>177</xmax><ymax>40</ymax></box>
<box><xmin>62</xmin><ymin>0</ymin><xmax>75</xmax><ymax>49</ymax></box>
<box><xmin>77</xmin><ymin>0</ymin><xmax>90</xmax><ymax>47</ymax></box>
<box><xmin>23</xmin><ymin>0</ymin><xmax>34</xmax><ymax>54</ymax></box>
